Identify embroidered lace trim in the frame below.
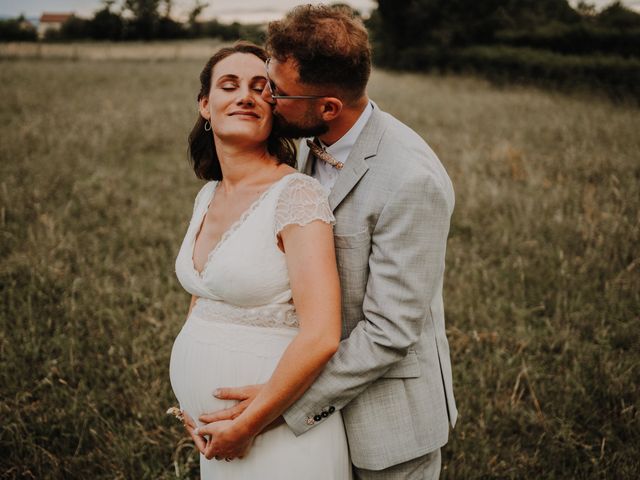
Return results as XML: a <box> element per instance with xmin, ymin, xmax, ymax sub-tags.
<box><xmin>274</xmin><ymin>175</ymin><xmax>335</xmax><ymax>237</ymax></box>
<box><xmin>191</xmin><ymin>298</ymin><xmax>299</xmax><ymax>329</ymax></box>
<box><xmin>195</xmin><ymin>178</ymin><xmax>282</xmax><ymax>278</ymax></box>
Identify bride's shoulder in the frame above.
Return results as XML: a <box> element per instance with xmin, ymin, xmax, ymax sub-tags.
<box><xmin>195</xmin><ymin>180</ymin><xmax>217</xmax><ymax>199</ymax></box>
<box><xmin>191</xmin><ymin>180</ymin><xmax>217</xmax><ymax>210</ymax></box>
<box><xmin>279</xmin><ymin>172</ymin><xmax>328</xmax><ymax>198</ymax></box>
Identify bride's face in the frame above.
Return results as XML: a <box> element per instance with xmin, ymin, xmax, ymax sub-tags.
<box><xmin>199</xmin><ymin>53</ymin><xmax>272</xmax><ymax>146</ymax></box>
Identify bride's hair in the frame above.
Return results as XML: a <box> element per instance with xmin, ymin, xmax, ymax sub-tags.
<box><xmin>188</xmin><ymin>41</ymin><xmax>296</xmax><ymax>181</ymax></box>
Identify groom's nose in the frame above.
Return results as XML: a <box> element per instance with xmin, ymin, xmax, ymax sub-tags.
<box><xmin>262</xmin><ymin>83</ymin><xmax>276</xmax><ymax>105</ymax></box>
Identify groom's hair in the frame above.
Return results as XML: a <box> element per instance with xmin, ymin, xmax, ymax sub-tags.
<box><xmin>266</xmin><ymin>4</ymin><xmax>371</xmax><ymax>103</ymax></box>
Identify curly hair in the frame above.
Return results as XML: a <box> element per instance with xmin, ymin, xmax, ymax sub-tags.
<box><xmin>266</xmin><ymin>4</ymin><xmax>371</xmax><ymax>103</ymax></box>
<box><xmin>188</xmin><ymin>42</ymin><xmax>296</xmax><ymax>181</ymax></box>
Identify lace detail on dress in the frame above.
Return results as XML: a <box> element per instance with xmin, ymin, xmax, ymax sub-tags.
<box><xmin>274</xmin><ymin>175</ymin><xmax>335</xmax><ymax>237</ymax></box>
<box><xmin>195</xmin><ymin>179</ymin><xmax>283</xmax><ymax>278</ymax></box>
<box><xmin>190</xmin><ymin>298</ymin><xmax>299</xmax><ymax>329</ymax></box>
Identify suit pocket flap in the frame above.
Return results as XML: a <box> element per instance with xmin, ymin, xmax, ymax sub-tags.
<box><xmin>381</xmin><ymin>351</ymin><xmax>421</xmax><ymax>378</ymax></box>
<box><xmin>334</xmin><ymin>230</ymin><xmax>369</xmax><ymax>249</ymax></box>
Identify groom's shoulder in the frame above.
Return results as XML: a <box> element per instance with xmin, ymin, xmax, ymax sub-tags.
<box><xmin>378</xmin><ymin>109</ymin><xmax>426</xmax><ymax>148</ymax></box>
<box><xmin>369</xmin><ymin>106</ymin><xmax>449</xmax><ymax>185</ymax></box>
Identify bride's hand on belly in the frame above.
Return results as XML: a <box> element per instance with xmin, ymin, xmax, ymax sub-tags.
<box><xmin>196</xmin><ymin>419</ymin><xmax>254</xmax><ymax>460</ymax></box>
<box><xmin>182</xmin><ymin>410</ymin><xmax>207</xmax><ymax>455</ymax></box>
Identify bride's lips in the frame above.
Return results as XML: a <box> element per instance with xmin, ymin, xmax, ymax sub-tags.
<box><xmin>229</xmin><ymin>110</ymin><xmax>260</xmax><ymax>118</ymax></box>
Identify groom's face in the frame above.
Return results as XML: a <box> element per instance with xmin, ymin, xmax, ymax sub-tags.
<box><xmin>262</xmin><ymin>57</ymin><xmax>329</xmax><ymax>139</ymax></box>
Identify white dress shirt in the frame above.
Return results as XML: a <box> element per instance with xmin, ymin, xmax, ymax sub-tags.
<box><xmin>312</xmin><ymin>102</ymin><xmax>374</xmax><ymax>191</ymax></box>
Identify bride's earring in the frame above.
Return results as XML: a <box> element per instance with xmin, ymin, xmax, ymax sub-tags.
<box><xmin>204</xmin><ymin>121</ymin><xmax>211</xmax><ymax>132</ymax></box>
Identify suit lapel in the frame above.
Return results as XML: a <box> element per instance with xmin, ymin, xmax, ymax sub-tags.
<box><xmin>328</xmin><ymin>105</ymin><xmax>386</xmax><ymax>211</ymax></box>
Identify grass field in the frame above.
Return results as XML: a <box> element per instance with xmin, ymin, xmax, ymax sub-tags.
<box><xmin>1</xmin><ymin>43</ymin><xmax>639</xmax><ymax>479</ymax></box>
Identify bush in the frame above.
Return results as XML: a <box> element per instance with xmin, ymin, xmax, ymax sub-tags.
<box><xmin>380</xmin><ymin>45</ymin><xmax>640</xmax><ymax>101</ymax></box>
<box><xmin>200</xmin><ymin>20</ymin><xmax>264</xmax><ymax>44</ymax></box>
<box><xmin>89</xmin><ymin>8</ymin><xmax>124</xmax><ymax>40</ymax></box>
<box><xmin>495</xmin><ymin>24</ymin><xmax>640</xmax><ymax>58</ymax></box>
<box><xmin>156</xmin><ymin>17</ymin><xmax>187</xmax><ymax>39</ymax></box>
<box><xmin>0</xmin><ymin>17</ymin><xmax>37</xmax><ymax>42</ymax></box>
<box><xmin>450</xmin><ymin>46</ymin><xmax>640</xmax><ymax>100</ymax></box>
<box><xmin>59</xmin><ymin>17</ymin><xmax>91</xmax><ymax>41</ymax></box>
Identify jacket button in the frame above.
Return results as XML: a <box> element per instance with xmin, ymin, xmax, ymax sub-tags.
<box><xmin>306</xmin><ymin>417</ymin><xmax>315</xmax><ymax>425</ymax></box>
<box><xmin>321</xmin><ymin>411</ymin><xmax>329</xmax><ymax>418</ymax></box>
<box><xmin>328</xmin><ymin>406</ymin><xmax>336</xmax><ymax>413</ymax></box>
<box><xmin>313</xmin><ymin>415</ymin><xmax>322</xmax><ymax>422</ymax></box>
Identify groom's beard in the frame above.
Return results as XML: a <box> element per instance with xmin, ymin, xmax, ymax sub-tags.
<box><xmin>272</xmin><ymin>111</ymin><xmax>329</xmax><ymax>139</ymax></box>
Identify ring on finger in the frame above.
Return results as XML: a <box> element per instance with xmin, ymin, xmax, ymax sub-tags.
<box><xmin>225</xmin><ymin>458</ymin><xmax>232</xmax><ymax>462</ymax></box>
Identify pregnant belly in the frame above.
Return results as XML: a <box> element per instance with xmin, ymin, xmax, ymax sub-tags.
<box><xmin>169</xmin><ymin>315</ymin><xmax>297</xmax><ymax>426</ymax></box>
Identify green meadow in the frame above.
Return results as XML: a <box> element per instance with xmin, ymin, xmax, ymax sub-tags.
<box><xmin>1</xmin><ymin>43</ymin><xmax>639</xmax><ymax>478</ymax></box>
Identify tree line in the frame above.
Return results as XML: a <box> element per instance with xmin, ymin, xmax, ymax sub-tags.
<box><xmin>0</xmin><ymin>0</ymin><xmax>264</xmax><ymax>43</ymax></box>
<box><xmin>367</xmin><ymin>0</ymin><xmax>640</xmax><ymax>100</ymax></box>
<box><xmin>1</xmin><ymin>0</ymin><xmax>638</xmax><ymax>99</ymax></box>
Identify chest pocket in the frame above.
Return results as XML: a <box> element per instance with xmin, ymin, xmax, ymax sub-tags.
<box><xmin>334</xmin><ymin>230</ymin><xmax>370</xmax><ymax>271</ymax></box>
<box><xmin>334</xmin><ymin>230</ymin><xmax>370</xmax><ymax>333</ymax></box>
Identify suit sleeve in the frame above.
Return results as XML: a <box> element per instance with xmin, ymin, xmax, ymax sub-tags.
<box><xmin>283</xmin><ymin>170</ymin><xmax>454</xmax><ymax>435</ymax></box>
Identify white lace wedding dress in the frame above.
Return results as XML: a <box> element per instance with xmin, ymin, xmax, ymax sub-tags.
<box><xmin>170</xmin><ymin>173</ymin><xmax>351</xmax><ymax>479</ymax></box>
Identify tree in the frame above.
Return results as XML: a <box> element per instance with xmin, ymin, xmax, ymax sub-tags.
<box><xmin>59</xmin><ymin>16</ymin><xmax>90</xmax><ymax>40</ymax></box>
<box><xmin>0</xmin><ymin>15</ymin><xmax>37</xmax><ymax>41</ymax></box>
<box><xmin>576</xmin><ymin>1</ymin><xmax>597</xmax><ymax>17</ymax></box>
<box><xmin>123</xmin><ymin>0</ymin><xmax>161</xmax><ymax>39</ymax></box>
<box><xmin>596</xmin><ymin>1</ymin><xmax>640</xmax><ymax>29</ymax></box>
<box><xmin>373</xmin><ymin>0</ymin><xmax>580</xmax><ymax>52</ymax></box>
<box><xmin>89</xmin><ymin>1</ymin><xmax>124</xmax><ymax>40</ymax></box>
<box><xmin>161</xmin><ymin>0</ymin><xmax>173</xmax><ymax>18</ymax></box>
<box><xmin>188</xmin><ymin>0</ymin><xmax>208</xmax><ymax>37</ymax></box>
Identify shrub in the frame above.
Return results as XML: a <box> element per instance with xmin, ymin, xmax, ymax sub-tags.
<box><xmin>0</xmin><ymin>17</ymin><xmax>37</xmax><ymax>42</ymax></box>
<box><xmin>495</xmin><ymin>24</ymin><xmax>640</xmax><ymax>58</ymax></box>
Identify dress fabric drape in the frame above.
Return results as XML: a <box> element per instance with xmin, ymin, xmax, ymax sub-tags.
<box><xmin>170</xmin><ymin>173</ymin><xmax>351</xmax><ymax>479</ymax></box>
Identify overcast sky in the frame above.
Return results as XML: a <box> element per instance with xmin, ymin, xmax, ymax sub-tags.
<box><xmin>1</xmin><ymin>0</ymin><xmax>638</xmax><ymax>21</ymax></box>
<box><xmin>0</xmin><ymin>0</ymin><xmax>375</xmax><ymax>21</ymax></box>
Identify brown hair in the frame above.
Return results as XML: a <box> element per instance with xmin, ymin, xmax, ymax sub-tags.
<box><xmin>188</xmin><ymin>41</ymin><xmax>296</xmax><ymax>181</ymax></box>
<box><xmin>266</xmin><ymin>4</ymin><xmax>371</xmax><ymax>103</ymax></box>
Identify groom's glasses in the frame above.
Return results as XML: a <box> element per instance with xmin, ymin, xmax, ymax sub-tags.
<box><xmin>264</xmin><ymin>58</ymin><xmax>328</xmax><ymax>101</ymax></box>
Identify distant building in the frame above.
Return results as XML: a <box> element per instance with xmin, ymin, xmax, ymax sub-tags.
<box><xmin>38</xmin><ymin>12</ymin><xmax>74</xmax><ymax>39</ymax></box>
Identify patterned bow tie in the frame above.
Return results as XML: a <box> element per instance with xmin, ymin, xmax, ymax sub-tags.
<box><xmin>306</xmin><ymin>139</ymin><xmax>344</xmax><ymax>170</ymax></box>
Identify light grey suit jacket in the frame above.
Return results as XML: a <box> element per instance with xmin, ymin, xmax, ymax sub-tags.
<box><xmin>283</xmin><ymin>104</ymin><xmax>457</xmax><ymax>471</ymax></box>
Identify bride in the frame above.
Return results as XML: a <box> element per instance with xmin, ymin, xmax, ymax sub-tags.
<box><xmin>169</xmin><ymin>42</ymin><xmax>351</xmax><ymax>479</ymax></box>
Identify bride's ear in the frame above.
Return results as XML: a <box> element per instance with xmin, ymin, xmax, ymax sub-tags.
<box><xmin>198</xmin><ymin>96</ymin><xmax>211</xmax><ymax>120</ymax></box>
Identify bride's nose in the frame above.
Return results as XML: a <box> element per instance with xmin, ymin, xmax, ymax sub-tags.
<box><xmin>236</xmin><ymin>85</ymin><xmax>255</xmax><ymax>107</ymax></box>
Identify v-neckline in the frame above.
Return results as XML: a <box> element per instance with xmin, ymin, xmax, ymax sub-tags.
<box><xmin>191</xmin><ymin>173</ymin><xmax>298</xmax><ymax>278</ymax></box>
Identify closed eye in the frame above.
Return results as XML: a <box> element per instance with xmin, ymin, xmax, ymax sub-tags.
<box><xmin>252</xmin><ymin>79</ymin><xmax>267</xmax><ymax>93</ymax></box>
<box><xmin>220</xmin><ymin>82</ymin><xmax>237</xmax><ymax>91</ymax></box>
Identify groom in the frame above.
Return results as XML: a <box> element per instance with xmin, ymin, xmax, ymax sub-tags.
<box><xmin>197</xmin><ymin>5</ymin><xmax>457</xmax><ymax>478</ymax></box>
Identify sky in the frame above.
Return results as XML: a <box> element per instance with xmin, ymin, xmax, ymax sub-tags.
<box><xmin>0</xmin><ymin>0</ymin><xmax>376</xmax><ymax>22</ymax></box>
<box><xmin>1</xmin><ymin>0</ymin><xmax>638</xmax><ymax>21</ymax></box>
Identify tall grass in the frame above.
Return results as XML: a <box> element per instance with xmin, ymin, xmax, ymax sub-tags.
<box><xmin>1</xmin><ymin>50</ymin><xmax>639</xmax><ymax>478</ymax></box>
<box><xmin>0</xmin><ymin>40</ymin><xmax>224</xmax><ymax>61</ymax></box>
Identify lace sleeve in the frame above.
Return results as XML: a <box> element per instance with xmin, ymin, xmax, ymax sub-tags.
<box><xmin>274</xmin><ymin>175</ymin><xmax>335</xmax><ymax>237</ymax></box>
